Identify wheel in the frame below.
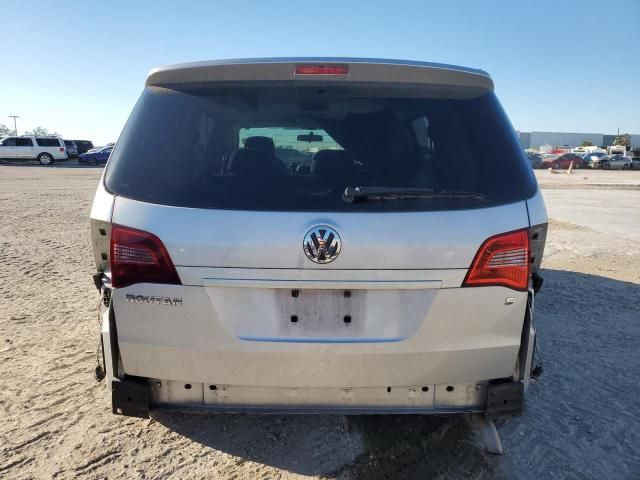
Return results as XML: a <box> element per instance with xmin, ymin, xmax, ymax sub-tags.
<box><xmin>552</xmin><ymin>162</ymin><xmax>560</xmax><ymax>169</ymax></box>
<box><xmin>622</xmin><ymin>164</ymin><xmax>628</xmax><ymax>170</ymax></box>
<box><xmin>88</xmin><ymin>156</ymin><xmax>96</xmax><ymax>166</ymax></box>
<box><xmin>37</xmin><ymin>153</ymin><xmax>53</xmax><ymax>165</ymax></box>
<box><xmin>603</xmin><ymin>163</ymin><xmax>610</xmax><ymax>170</ymax></box>
<box><xmin>574</xmin><ymin>162</ymin><xmax>580</xmax><ymax>169</ymax></box>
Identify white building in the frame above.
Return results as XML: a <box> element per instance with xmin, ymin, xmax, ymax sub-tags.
<box><xmin>529</xmin><ymin>132</ymin><xmax>603</xmax><ymax>149</ymax></box>
<box><xmin>519</xmin><ymin>132</ymin><xmax>640</xmax><ymax>149</ymax></box>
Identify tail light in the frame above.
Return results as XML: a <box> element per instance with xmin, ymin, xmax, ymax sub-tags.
<box><xmin>110</xmin><ymin>225</ymin><xmax>181</xmax><ymax>288</ymax></box>
<box><xmin>60</xmin><ymin>147</ymin><xmax>65</xmax><ymax>152</ymax></box>
<box><xmin>295</xmin><ymin>65</ymin><xmax>349</xmax><ymax>75</ymax></box>
<box><xmin>463</xmin><ymin>229</ymin><xmax>530</xmax><ymax>291</ymax></box>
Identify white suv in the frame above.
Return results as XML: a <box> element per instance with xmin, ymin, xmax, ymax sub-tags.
<box><xmin>90</xmin><ymin>58</ymin><xmax>547</xmax><ymax>451</ymax></box>
<box><xmin>0</xmin><ymin>136</ymin><xmax>68</xmax><ymax>165</ymax></box>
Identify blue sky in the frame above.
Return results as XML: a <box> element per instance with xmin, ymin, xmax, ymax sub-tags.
<box><xmin>1</xmin><ymin>0</ymin><xmax>638</xmax><ymax>144</ymax></box>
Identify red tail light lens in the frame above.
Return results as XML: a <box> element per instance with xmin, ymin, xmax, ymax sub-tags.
<box><xmin>60</xmin><ymin>147</ymin><xmax>65</xmax><ymax>152</ymax></box>
<box><xmin>295</xmin><ymin>65</ymin><xmax>349</xmax><ymax>75</ymax></box>
<box><xmin>463</xmin><ymin>229</ymin><xmax>530</xmax><ymax>291</ymax></box>
<box><xmin>110</xmin><ymin>225</ymin><xmax>181</xmax><ymax>288</ymax></box>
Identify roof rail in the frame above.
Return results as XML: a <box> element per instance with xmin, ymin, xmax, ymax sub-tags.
<box><xmin>21</xmin><ymin>134</ymin><xmax>60</xmax><ymax>137</ymax></box>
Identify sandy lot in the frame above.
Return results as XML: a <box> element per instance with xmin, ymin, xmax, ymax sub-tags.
<box><xmin>0</xmin><ymin>166</ymin><xmax>639</xmax><ymax>479</ymax></box>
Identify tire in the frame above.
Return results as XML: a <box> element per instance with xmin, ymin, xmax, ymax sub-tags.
<box><xmin>552</xmin><ymin>162</ymin><xmax>560</xmax><ymax>169</ymax></box>
<box><xmin>574</xmin><ymin>163</ymin><xmax>580</xmax><ymax>169</ymax></box>
<box><xmin>88</xmin><ymin>156</ymin><xmax>96</xmax><ymax>166</ymax></box>
<box><xmin>37</xmin><ymin>153</ymin><xmax>54</xmax><ymax>166</ymax></box>
<box><xmin>603</xmin><ymin>163</ymin><xmax>611</xmax><ymax>170</ymax></box>
<box><xmin>622</xmin><ymin>164</ymin><xmax>629</xmax><ymax>170</ymax></box>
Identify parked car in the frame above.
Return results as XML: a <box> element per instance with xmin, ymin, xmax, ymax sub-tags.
<box><xmin>630</xmin><ymin>158</ymin><xmax>640</xmax><ymax>169</ymax></box>
<box><xmin>64</xmin><ymin>140</ymin><xmax>78</xmax><ymax>158</ymax></box>
<box><xmin>582</xmin><ymin>151</ymin><xmax>605</xmax><ymax>168</ymax></box>
<box><xmin>597</xmin><ymin>154</ymin><xmax>632</xmax><ymax>170</ymax></box>
<box><xmin>621</xmin><ymin>156</ymin><xmax>634</xmax><ymax>170</ymax></box>
<box><xmin>0</xmin><ymin>136</ymin><xmax>67</xmax><ymax>165</ymax></box>
<box><xmin>90</xmin><ymin>59</ymin><xmax>547</xmax><ymax>446</ymax></box>
<box><xmin>78</xmin><ymin>145</ymin><xmax>113</xmax><ymax>165</ymax></box>
<box><xmin>526</xmin><ymin>152</ymin><xmax>543</xmax><ymax>169</ymax></box>
<box><xmin>72</xmin><ymin>140</ymin><xmax>95</xmax><ymax>155</ymax></box>
<box><xmin>543</xmin><ymin>153</ymin><xmax>584</xmax><ymax>169</ymax></box>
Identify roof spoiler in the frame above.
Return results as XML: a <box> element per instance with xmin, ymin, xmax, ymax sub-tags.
<box><xmin>145</xmin><ymin>57</ymin><xmax>494</xmax><ymax>93</ymax></box>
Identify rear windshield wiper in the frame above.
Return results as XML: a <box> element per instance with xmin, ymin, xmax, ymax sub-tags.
<box><xmin>342</xmin><ymin>186</ymin><xmax>486</xmax><ymax>203</ymax></box>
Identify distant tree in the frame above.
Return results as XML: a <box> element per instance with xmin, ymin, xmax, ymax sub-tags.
<box><xmin>0</xmin><ymin>123</ymin><xmax>12</xmax><ymax>136</ymax></box>
<box><xmin>23</xmin><ymin>126</ymin><xmax>60</xmax><ymax>136</ymax></box>
<box><xmin>613</xmin><ymin>133</ymin><xmax>631</xmax><ymax>147</ymax></box>
<box><xmin>580</xmin><ymin>140</ymin><xmax>594</xmax><ymax>147</ymax></box>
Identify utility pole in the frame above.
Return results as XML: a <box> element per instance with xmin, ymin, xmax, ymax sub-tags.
<box><xmin>9</xmin><ymin>115</ymin><xmax>19</xmax><ymax>136</ymax></box>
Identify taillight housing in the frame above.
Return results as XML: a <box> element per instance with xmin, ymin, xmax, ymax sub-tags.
<box><xmin>110</xmin><ymin>224</ymin><xmax>181</xmax><ymax>288</ymax></box>
<box><xmin>463</xmin><ymin>229</ymin><xmax>530</xmax><ymax>291</ymax></box>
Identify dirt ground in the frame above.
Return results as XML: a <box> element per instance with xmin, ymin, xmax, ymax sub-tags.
<box><xmin>0</xmin><ymin>166</ymin><xmax>639</xmax><ymax>479</ymax></box>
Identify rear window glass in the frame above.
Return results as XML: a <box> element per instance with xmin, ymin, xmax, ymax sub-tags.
<box><xmin>36</xmin><ymin>138</ymin><xmax>60</xmax><ymax>147</ymax></box>
<box><xmin>105</xmin><ymin>86</ymin><xmax>536</xmax><ymax>212</ymax></box>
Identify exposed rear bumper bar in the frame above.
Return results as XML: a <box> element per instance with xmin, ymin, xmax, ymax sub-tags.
<box><xmin>111</xmin><ymin>378</ymin><xmax>524</xmax><ymax>419</ymax></box>
<box><xmin>153</xmin><ymin>404</ymin><xmax>484</xmax><ymax>415</ymax></box>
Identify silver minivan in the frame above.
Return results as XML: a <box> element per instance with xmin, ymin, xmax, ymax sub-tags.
<box><xmin>91</xmin><ymin>58</ymin><xmax>547</xmax><ymax>443</ymax></box>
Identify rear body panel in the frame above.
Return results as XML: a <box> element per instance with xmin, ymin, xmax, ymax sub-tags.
<box><xmin>113</xmin><ymin>283</ymin><xmax>526</xmax><ymax>387</ymax></box>
<box><xmin>107</xmin><ymin>196</ymin><xmax>530</xmax><ymax>405</ymax></box>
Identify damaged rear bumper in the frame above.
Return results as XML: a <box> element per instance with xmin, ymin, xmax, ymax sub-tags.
<box><xmin>101</xmin><ymin>293</ymin><xmax>529</xmax><ymax>419</ymax></box>
<box><xmin>110</xmin><ymin>376</ymin><xmax>524</xmax><ymax>419</ymax></box>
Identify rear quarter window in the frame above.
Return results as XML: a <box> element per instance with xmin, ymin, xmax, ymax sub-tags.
<box><xmin>36</xmin><ymin>138</ymin><xmax>61</xmax><ymax>147</ymax></box>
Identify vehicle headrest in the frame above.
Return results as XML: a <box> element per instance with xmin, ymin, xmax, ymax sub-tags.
<box><xmin>312</xmin><ymin>150</ymin><xmax>355</xmax><ymax>178</ymax></box>
<box><xmin>244</xmin><ymin>136</ymin><xmax>275</xmax><ymax>159</ymax></box>
<box><xmin>229</xmin><ymin>148</ymin><xmax>267</xmax><ymax>176</ymax></box>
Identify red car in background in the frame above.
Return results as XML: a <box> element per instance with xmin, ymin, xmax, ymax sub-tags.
<box><xmin>543</xmin><ymin>153</ymin><xmax>585</xmax><ymax>169</ymax></box>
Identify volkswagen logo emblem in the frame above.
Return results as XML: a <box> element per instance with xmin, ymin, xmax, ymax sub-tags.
<box><xmin>303</xmin><ymin>226</ymin><xmax>341</xmax><ymax>264</ymax></box>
